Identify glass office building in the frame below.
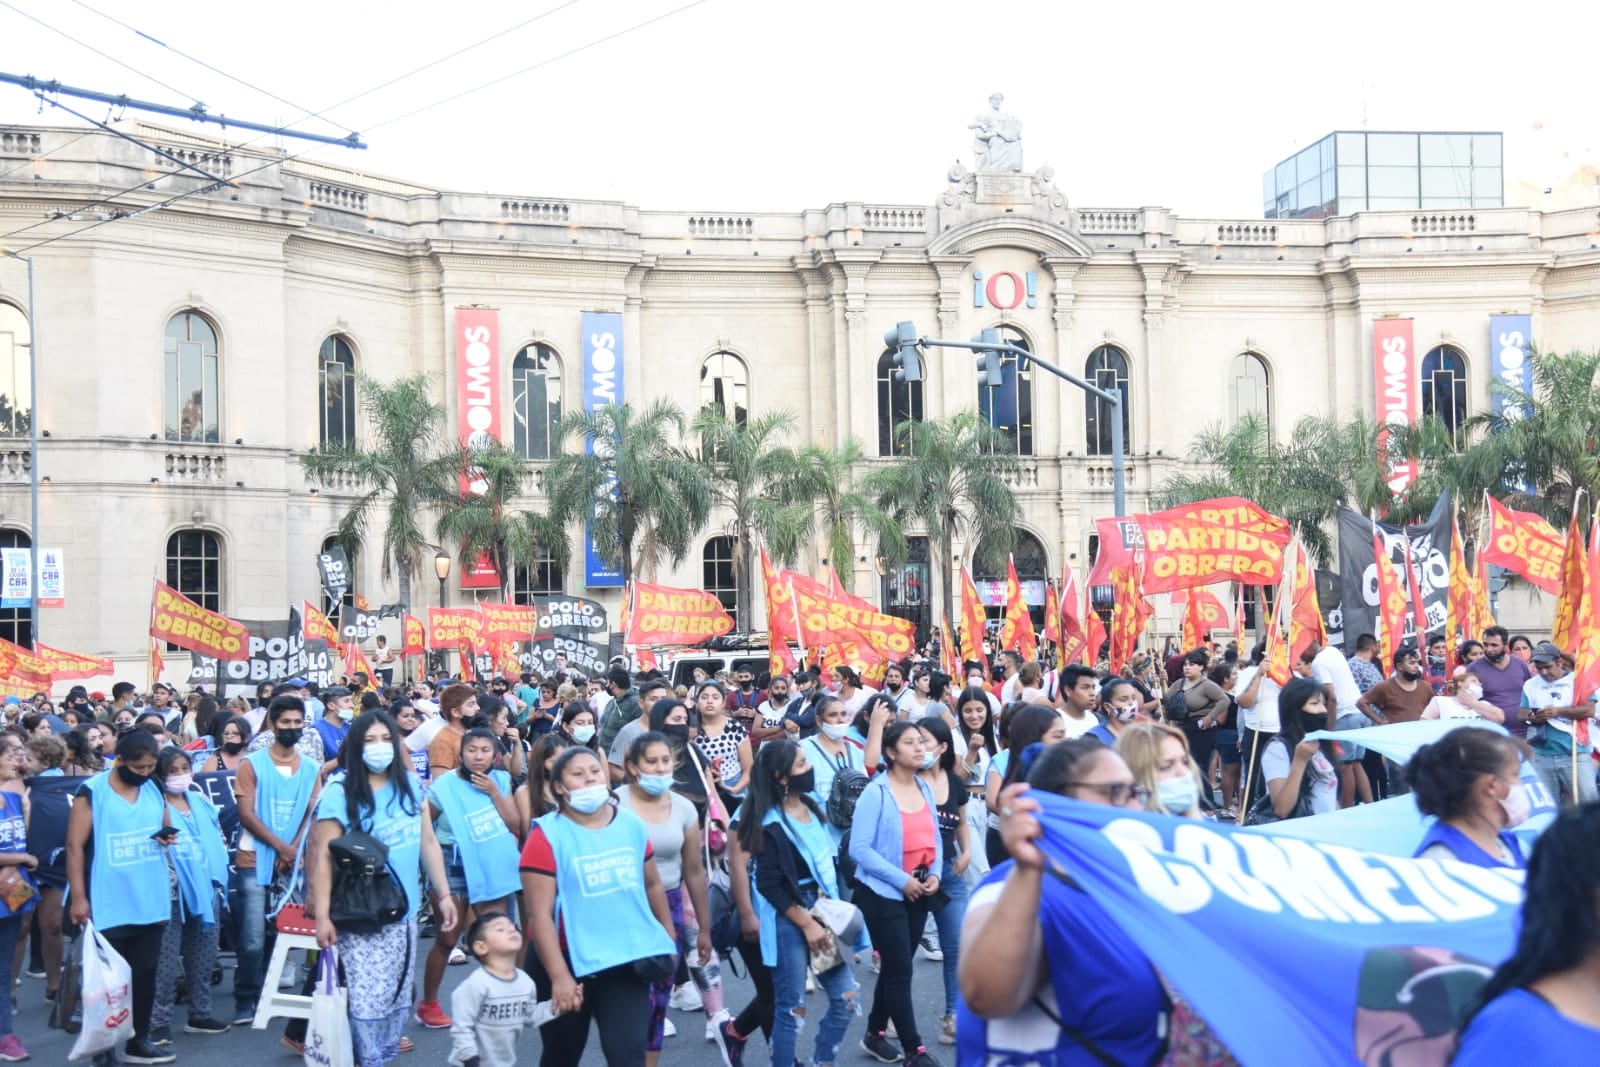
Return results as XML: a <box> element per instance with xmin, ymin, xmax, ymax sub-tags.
<box><xmin>1263</xmin><ymin>131</ymin><xmax>1503</xmax><ymax>219</ymax></box>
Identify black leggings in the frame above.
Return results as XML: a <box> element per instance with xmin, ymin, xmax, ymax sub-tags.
<box><xmin>730</xmin><ymin>935</ymin><xmax>774</xmax><ymax>1040</ymax></box>
<box><xmin>525</xmin><ymin>948</ymin><xmax>651</xmax><ymax>1067</ymax></box>
<box><xmin>1179</xmin><ymin>717</ymin><xmax>1219</xmax><ymax>806</ymax></box>
<box><xmin>857</xmin><ymin>889</ymin><xmax>933</xmax><ymax>1051</ymax></box>
<box><xmin>100</xmin><ymin>921</ymin><xmax>167</xmax><ymax>1042</ymax></box>
<box><xmin>984</xmin><ymin>825</ymin><xmax>1008</xmax><ymax>869</ymax></box>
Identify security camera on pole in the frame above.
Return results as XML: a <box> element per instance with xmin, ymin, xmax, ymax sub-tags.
<box><xmin>885</xmin><ymin>320</ymin><xmax>1126</xmax><ymax>517</ymax></box>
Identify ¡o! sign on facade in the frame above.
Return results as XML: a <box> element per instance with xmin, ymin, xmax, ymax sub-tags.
<box><xmin>972</xmin><ymin>270</ymin><xmax>1038</xmax><ymax>309</ymax></box>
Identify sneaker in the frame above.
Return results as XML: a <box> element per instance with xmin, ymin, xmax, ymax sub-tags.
<box><xmin>0</xmin><ymin>1033</ymin><xmax>27</xmax><ymax>1061</ymax></box>
<box><xmin>903</xmin><ymin>1047</ymin><xmax>940</xmax><ymax>1067</ymax></box>
<box><xmin>662</xmin><ymin>1017</ymin><xmax>677</xmax><ymax>1038</ymax></box>
<box><xmin>447</xmin><ymin>946</ymin><xmax>468</xmax><ymax>966</ymax></box>
<box><xmin>805</xmin><ymin>969</ymin><xmax>815</xmax><ymax>993</ymax></box>
<box><xmin>918</xmin><ymin>930</ymin><xmax>944</xmax><ymax>961</ymax></box>
<box><xmin>860</xmin><ymin>1032</ymin><xmax>903</xmax><ymax>1064</ymax></box>
<box><xmin>414</xmin><ymin>999</ymin><xmax>452</xmax><ymax>1029</ymax></box>
<box><xmin>184</xmin><ymin>1016</ymin><xmax>229</xmax><ymax>1035</ymax></box>
<box><xmin>230</xmin><ymin>1004</ymin><xmax>256</xmax><ymax>1026</ymax></box>
<box><xmin>668</xmin><ymin>982</ymin><xmax>702</xmax><ymax>1012</ymax></box>
<box><xmin>22</xmin><ymin>968</ymin><xmax>43</xmax><ymax>980</ymax></box>
<box><xmin>148</xmin><ymin>1026</ymin><xmax>172</xmax><ymax>1047</ymax></box>
<box><xmin>871</xmin><ymin>951</ymin><xmax>881</xmax><ymax>974</ymax></box>
<box><xmin>939</xmin><ymin>1015</ymin><xmax>956</xmax><ymax>1045</ymax></box>
<box><xmin>397</xmin><ymin>1036</ymin><xmax>414</xmax><ymax>1053</ymax></box>
<box><xmin>718</xmin><ymin>1018</ymin><xmax>748</xmax><ymax>1067</ymax></box>
<box><xmin>886</xmin><ymin>1019</ymin><xmax>898</xmax><ymax>1039</ymax></box>
<box><xmin>123</xmin><ymin>1038</ymin><xmax>177</xmax><ymax>1065</ymax></box>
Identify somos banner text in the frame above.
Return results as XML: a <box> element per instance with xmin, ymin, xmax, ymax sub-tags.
<box><xmin>1373</xmin><ymin>318</ymin><xmax>1418</xmax><ymax>495</ymax></box>
<box><xmin>456</xmin><ymin>307</ymin><xmax>503</xmax><ymax>589</ymax></box>
<box><xmin>582</xmin><ymin>311</ymin><xmax>625</xmax><ymax>588</ymax></box>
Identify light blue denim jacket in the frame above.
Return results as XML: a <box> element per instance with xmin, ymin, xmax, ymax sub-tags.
<box><xmin>846</xmin><ymin>773</ymin><xmax>943</xmax><ymax>901</ymax></box>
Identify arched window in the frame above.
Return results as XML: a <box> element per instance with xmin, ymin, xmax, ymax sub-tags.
<box><xmin>318</xmin><ymin>336</ymin><xmax>356</xmax><ymax>446</ymax></box>
<box><xmin>512</xmin><ymin>343</ymin><xmax>563</xmax><ymax>460</ymax></box>
<box><xmin>0</xmin><ymin>529</ymin><xmax>30</xmax><ymax>647</ymax></box>
<box><xmin>978</xmin><ymin>327</ymin><xmax>1033</xmax><ymax>455</ymax></box>
<box><xmin>0</xmin><ymin>303</ymin><xmax>30</xmax><ymax>437</ymax></box>
<box><xmin>1228</xmin><ymin>352</ymin><xmax>1271</xmax><ymax>431</ymax></box>
<box><xmin>164</xmin><ymin>311</ymin><xmax>220</xmax><ymax>443</ymax></box>
<box><xmin>166</xmin><ymin>529</ymin><xmax>221</xmax><ymax>647</ymax></box>
<box><xmin>703</xmin><ymin>536</ymin><xmax>737</xmax><ymax>612</ymax></box>
<box><xmin>1085</xmin><ymin>345</ymin><xmax>1131</xmax><ymax>456</ymax></box>
<box><xmin>512</xmin><ymin>549</ymin><xmax>566</xmax><ymax>601</ymax></box>
<box><xmin>1421</xmin><ymin>345</ymin><xmax>1469</xmax><ymax>450</ymax></box>
<box><xmin>319</xmin><ymin>535</ymin><xmax>357</xmax><ymax>618</ymax></box>
<box><xmin>700</xmin><ymin>352</ymin><xmax>748</xmax><ymax>427</ymax></box>
<box><xmin>879</xmin><ymin>536</ymin><xmax>930</xmax><ymax>645</ymax></box>
<box><xmin>875</xmin><ymin>347</ymin><xmax>924</xmax><ymax>456</ymax></box>
<box><xmin>972</xmin><ymin>529</ymin><xmax>1048</xmax><ymax>632</ymax></box>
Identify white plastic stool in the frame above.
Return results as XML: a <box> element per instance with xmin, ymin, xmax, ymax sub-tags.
<box><xmin>252</xmin><ymin>932</ymin><xmax>319</xmax><ymax>1028</ymax></box>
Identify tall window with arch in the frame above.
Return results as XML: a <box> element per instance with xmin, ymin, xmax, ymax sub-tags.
<box><xmin>978</xmin><ymin>327</ymin><xmax>1033</xmax><ymax>455</ymax></box>
<box><xmin>703</xmin><ymin>536</ymin><xmax>737</xmax><ymax>612</ymax></box>
<box><xmin>512</xmin><ymin>549</ymin><xmax>566</xmax><ymax>602</ymax></box>
<box><xmin>166</xmin><ymin>529</ymin><xmax>221</xmax><ymax>649</ymax></box>
<box><xmin>1085</xmin><ymin>345</ymin><xmax>1132</xmax><ymax>457</ymax></box>
<box><xmin>1228</xmin><ymin>352</ymin><xmax>1271</xmax><ymax>432</ymax></box>
<box><xmin>0</xmin><ymin>530</ymin><xmax>30</xmax><ymax>646</ymax></box>
<box><xmin>699</xmin><ymin>352</ymin><xmax>749</xmax><ymax>427</ymax></box>
<box><xmin>1421</xmin><ymin>345</ymin><xmax>1468</xmax><ymax>450</ymax></box>
<box><xmin>319</xmin><ymin>336</ymin><xmax>356</xmax><ymax>446</ymax></box>
<box><xmin>512</xmin><ymin>343</ymin><xmax>563</xmax><ymax>460</ymax></box>
<box><xmin>875</xmin><ymin>346</ymin><xmax>923</xmax><ymax>456</ymax></box>
<box><xmin>164</xmin><ymin>311</ymin><xmax>220</xmax><ymax>442</ymax></box>
<box><xmin>973</xmin><ymin>529</ymin><xmax>1048</xmax><ymax>633</ymax></box>
<box><xmin>0</xmin><ymin>303</ymin><xmax>29</xmax><ymax>437</ymax></box>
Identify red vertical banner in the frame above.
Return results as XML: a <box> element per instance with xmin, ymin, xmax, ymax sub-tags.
<box><xmin>1373</xmin><ymin>318</ymin><xmax>1417</xmax><ymax>495</ymax></box>
<box><xmin>455</xmin><ymin>307</ymin><xmax>502</xmax><ymax>589</ymax></box>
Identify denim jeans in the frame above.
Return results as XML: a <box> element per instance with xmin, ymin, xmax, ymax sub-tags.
<box><xmin>0</xmin><ymin>914</ymin><xmax>19</xmax><ymax>1037</ymax></box>
<box><xmin>1532</xmin><ymin>745</ymin><xmax>1598</xmax><ymax>805</ymax></box>
<box><xmin>230</xmin><ymin>869</ymin><xmax>267</xmax><ymax>1011</ymax></box>
<box><xmin>772</xmin><ymin>912</ymin><xmax>859</xmax><ymax>1067</ymax></box>
<box><xmin>928</xmin><ymin>857</ymin><xmax>970</xmax><ymax>1016</ymax></box>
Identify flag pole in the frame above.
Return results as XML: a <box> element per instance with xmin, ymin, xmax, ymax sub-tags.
<box><xmin>1237</xmin><ymin>551</ymin><xmax>1297</xmax><ymax>826</ymax></box>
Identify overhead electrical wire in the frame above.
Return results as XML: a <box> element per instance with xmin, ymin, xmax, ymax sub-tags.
<box><xmin>0</xmin><ymin>0</ymin><xmax>203</xmax><ymax>106</ymax></box>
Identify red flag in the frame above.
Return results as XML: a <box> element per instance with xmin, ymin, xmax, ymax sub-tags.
<box><xmin>148</xmin><ymin>636</ymin><xmax>164</xmax><ymax>692</ymax></box>
<box><xmin>1481</xmin><ymin>496</ymin><xmax>1564</xmax><ymax>595</ymax></box>
<box><xmin>304</xmin><ymin>601</ymin><xmax>340</xmax><ymax>644</ymax></box>
<box><xmin>1570</xmin><ymin>512</ymin><xmax>1600</xmax><ymax>747</ymax></box>
<box><xmin>1444</xmin><ymin>514</ymin><xmax>1473</xmax><ymax>674</ymax></box>
<box><xmin>941</xmin><ymin>614</ymin><xmax>962</xmax><ymax>680</ymax></box>
<box><xmin>1288</xmin><ymin>544</ymin><xmax>1328</xmax><ymax>665</ymax></box>
<box><xmin>149</xmin><ymin>579</ymin><xmax>250</xmax><ymax>661</ymax></box>
<box><xmin>1084</xmin><ymin>582</ymin><xmax>1108</xmax><ymax>669</ymax></box>
<box><xmin>33</xmin><ymin>643</ymin><xmax>114</xmax><ymax>681</ymax></box>
<box><xmin>1000</xmin><ymin>556</ymin><xmax>1036</xmax><ymax>661</ymax></box>
<box><xmin>354</xmin><ymin>593</ymin><xmax>371</xmax><ymax>613</ymax></box>
<box><xmin>1043</xmin><ymin>580</ymin><xmax>1061</xmax><ymax>646</ymax></box>
<box><xmin>402</xmin><ymin>614</ymin><xmax>426</xmax><ymax>656</ymax></box>
<box><xmin>958</xmin><ymin>566</ymin><xmax>987</xmax><ymax>668</ymax></box>
<box><xmin>626</xmin><ymin>583</ymin><xmax>736</xmax><ymax>646</ymax></box>
<box><xmin>1232</xmin><ymin>584</ymin><xmax>1246</xmax><ymax>652</ymax></box>
<box><xmin>1261</xmin><ymin>588</ymin><xmax>1293</xmax><ymax>687</ymax></box>
<box><xmin>1471</xmin><ymin>550</ymin><xmax>1495</xmax><ymax>637</ymax></box>
<box><xmin>1108</xmin><ymin>566</ymin><xmax>1150</xmax><ymax>674</ymax></box>
<box><xmin>760</xmin><ymin>549</ymin><xmax>802</xmax><ymax>653</ymax></box>
<box><xmin>1402</xmin><ymin>538</ymin><xmax>1428</xmax><ymax>641</ymax></box>
<box><xmin>1373</xmin><ymin>529</ymin><xmax>1409</xmax><ymax>668</ymax></box>
<box><xmin>827</xmin><ymin>566</ymin><xmax>873</xmax><ymax>612</ymax></box>
<box><xmin>1057</xmin><ymin>570</ymin><xmax>1088</xmax><ymax>667</ymax></box>
<box><xmin>1552</xmin><ymin>508</ymin><xmax>1587</xmax><ymax>655</ymax></box>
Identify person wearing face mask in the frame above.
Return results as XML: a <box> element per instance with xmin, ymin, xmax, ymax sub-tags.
<box><xmin>800</xmin><ymin>694</ymin><xmax>867</xmax><ymax>843</ymax></box>
<box><xmin>1261</xmin><ymin>678</ymin><xmax>1340</xmax><ymax>818</ymax></box>
<box><xmin>1117</xmin><ymin>720</ymin><xmax>1205</xmax><ymax>818</ymax></box>
<box><xmin>1087</xmin><ymin>677</ymin><xmax>1144</xmax><ymax>747</ymax></box>
<box><xmin>150</xmin><ymin>747</ymin><xmax>233</xmax><ymax>1043</ymax></box>
<box><xmin>310</xmin><ymin>710</ymin><xmax>456</xmax><ymax>1067</ymax></box>
<box><xmin>1422</xmin><ymin>669</ymin><xmax>1505</xmax><ymax>723</ymax></box>
<box><xmin>428</xmin><ymin>684</ymin><xmax>480</xmax><ymax>776</ymax></box>
<box><xmin>416</xmin><ymin>728</ymin><xmax>522</xmax><ymax>1031</ymax></box>
<box><xmin>1407</xmin><ymin>729</ymin><xmax>1535</xmax><ymax>868</ymax></box>
<box><xmin>313</xmin><ymin>684</ymin><xmax>356</xmax><ymax>768</ymax></box>
<box><xmin>200</xmin><ymin>713</ymin><xmax>250</xmax><ymax>772</ymax></box>
<box><xmin>1518</xmin><ymin>641</ymin><xmax>1598</xmax><ymax>805</ymax></box>
<box><xmin>916</xmin><ymin>717</ymin><xmax>971</xmax><ymax>1046</ymax></box>
<box><xmin>520</xmin><ymin>746</ymin><xmax>677</xmax><ymax>1067</ymax></box>
<box><xmin>232</xmin><ymin>696</ymin><xmax>322</xmax><ymax>1027</ymax></box>
<box><xmin>694</xmin><ymin>682</ymin><xmax>753</xmax><ymax>799</ymax></box>
<box><xmin>614</xmin><ymin>732</ymin><xmax>727</xmax><ymax>1067</ymax></box>
<box><xmin>559</xmin><ymin>701</ymin><xmax>600</xmax><ymax>751</ymax></box>
<box><xmin>65</xmin><ymin>729</ymin><xmax>176</xmax><ymax>1065</ymax></box>
<box><xmin>1466</xmin><ymin>626</ymin><xmax>1534</xmax><ymax>739</ymax></box>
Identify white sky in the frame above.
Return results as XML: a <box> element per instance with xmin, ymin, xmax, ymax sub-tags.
<box><xmin>2</xmin><ymin>0</ymin><xmax>1595</xmax><ymax>216</ymax></box>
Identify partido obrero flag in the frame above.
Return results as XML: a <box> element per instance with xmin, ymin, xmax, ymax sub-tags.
<box><xmin>1026</xmin><ymin>792</ymin><xmax>1523</xmax><ymax>1067</ymax></box>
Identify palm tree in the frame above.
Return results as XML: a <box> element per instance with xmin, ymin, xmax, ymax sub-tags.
<box><xmin>793</xmin><ymin>436</ymin><xmax>905</xmax><ymax>585</ymax></box>
<box><xmin>300</xmin><ymin>373</ymin><xmax>460</xmax><ymax>610</ymax></box>
<box><xmin>691</xmin><ymin>409</ymin><xmax>814</xmax><ymax>629</ymax></box>
<box><xmin>865</xmin><ymin>411</ymin><xmax>1021</xmax><ymax>622</ymax></box>
<box><xmin>543</xmin><ymin>399</ymin><xmax>712</xmax><ymax>587</ymax></box>
<box><xmin>435</xmin><ymin>439</ymin><xmax>570</xmax><ymax>603</ymax></box>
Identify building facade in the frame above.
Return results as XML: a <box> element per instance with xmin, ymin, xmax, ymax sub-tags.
<box><xmin>0</xmin><ymin>119</ymin><xmax>1595</xmax><ymax>678</ymax></box>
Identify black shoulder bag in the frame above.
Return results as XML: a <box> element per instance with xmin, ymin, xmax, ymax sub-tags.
<box><xmin>327</xmin><ymin>820</ymin><xmax>410</xmax><ymax>935</ymax></box>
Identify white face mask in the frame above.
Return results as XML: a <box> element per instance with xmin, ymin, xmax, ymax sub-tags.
<box><xmin>819</xmin><ymin>722</ymin><xmax>849</xmax><ymax>742</ymax></box>
<box><xmin>571</xmin><ymin>724</ymin><xmax>596</xmax><ymax>745</ymax></box>
<box><xmin>1156</xmin><ymin>776</ymin><xmax>1198</xmax><ymax>815</ymax></box>
<box><xmin>1459</xmin><ymin>684</ymin><xmax>1483</xmax><ymax>702</ymax></box>
<box><xmin>1498</xmin><ymin>782</ymin><xmax>1531</xmax><ymax>828</ymax></box>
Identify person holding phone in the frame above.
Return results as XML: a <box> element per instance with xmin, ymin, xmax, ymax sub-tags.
<box><xmin>150</xmin><ymin>747</ymin><xmax>233</xmax><ymax>1044</ymax></box>
<box><xmin>415</xmin><ymin>728</ymin><xmax>522</xmax><ymax>1030</ymax></box>
<box><xmin>65</xmin><ymin>729</ymin><xmax>176</xmax><ymax>1065</ymax></box>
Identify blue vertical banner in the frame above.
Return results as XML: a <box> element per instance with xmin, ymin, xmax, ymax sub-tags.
<box><xmin>582</xmin><ymin>312</ymin><xmax>626</xmax><ymax>587</ymax></box>
<box><xmin>1489</xmin><ymin>314</ymin><xmax>1534</xmax><ymax>495</ymax></box>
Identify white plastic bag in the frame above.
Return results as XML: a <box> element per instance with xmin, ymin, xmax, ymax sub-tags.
<box><xmin>304</xmin><ymin>947</ymin><xmax>354</xmax><ymax>1067</ymax></box>
<box><xmin>68</xmin><ymin>920</ymin><xmax>133</xmax><ymax>1061</ymax></box>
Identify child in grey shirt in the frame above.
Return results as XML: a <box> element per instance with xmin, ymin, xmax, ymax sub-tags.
<box><xmin>449</xmin><ymin>912</ymin><xmax>542</xmax><ymax>1067</ymax></box>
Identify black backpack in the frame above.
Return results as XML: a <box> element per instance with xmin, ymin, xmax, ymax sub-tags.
<box><xmin>825</xmin><ymin>766</ymin><xmax>869</xmax><ymax>828</ymax></box>
<box><xmin>327</xmin><ymin>827</ymin><xmax>409</xmax><ymax>934</ymax></box>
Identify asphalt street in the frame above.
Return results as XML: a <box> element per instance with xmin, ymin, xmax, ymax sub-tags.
<box><xmin>14</xmin><ymin>935</ymin><xmax>958</xmax><ymax>1065</ymax></box>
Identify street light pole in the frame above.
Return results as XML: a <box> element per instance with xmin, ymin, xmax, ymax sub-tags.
<box><xmin>434</xmin><ymin>551</ymin><xmax>452</xmax><ymax>676</ymax></box>
<box><xmin>1</xmin><ymin>248</ymin><xmax>38</xmax><ymax>645</ymax></box>
<box><xmin>912</xmin><ymin>332</ymin><xmax>1126</xmax><ymax>516</ymax></box>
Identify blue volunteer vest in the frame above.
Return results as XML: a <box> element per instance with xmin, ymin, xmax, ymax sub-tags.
<box><xmin>428</xmin><ymin>770</ymin><xmax>519</xmax><ymax>902</ymax></box>
<box><xmin>535</xmin><ymin>806</ymin><xmax>675</xmax><ymax>978</ymax></box>
<box><xmin>1413</xmin><ymin>822</ymin><xmax>1525</xmax><ymax>869</ymax></box>
<box><xmin>754</xmin><ymin>806</ymin><xmax>841</xmax><ymax>967</ymax></box>
<box><xmin>316</xmin><ymin>778</ymin><xmax>426</xmax><ymax>914</ymax></box>
<box><xmin>82</xmin><ymin>772</ymin><xmax>171</xmax><ymax>929</ymax></box>
<box><xmin>244</xmin><ymin>748</ymin><xmax>320</xmax><ymax>886</ymax></box>
<box><xmin>165</xmin><ymin>791</ymin><xmax>230</xmax><ymax>924</ymax></box>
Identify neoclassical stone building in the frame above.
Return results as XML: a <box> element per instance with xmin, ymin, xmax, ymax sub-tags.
<box><xmin>0</xmin><ymin>117</ymin><xmax>1594</xmax><ymax>674</ymax></box>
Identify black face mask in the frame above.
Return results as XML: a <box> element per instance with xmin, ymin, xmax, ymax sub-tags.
<box><xmin>275</xmin><ymin>727</ymin><xmax>303</xmax><ymax>749</ymax></box>
<box><xmin>1398</xmin><ymin>667</ymin><xmax>1422</xmax><ymax>682</ymax></box>
<box><xmin>1299</xmin><ymin>712</ymin><xmax>1328</xmax><ymax>736</ymax></box>
<box><xmin>115</xmin><ymin>765</ymin><xmax>150</xmax><ymax>788</ymax></box>
<box><xmin>221</xmin><ymin>741</ymin><xmax>245</xmax><ymax>755</ymax></box>
<box><xmin>787</xmin><ymin>768</ymin><xmax>816</xmax><ymax>795</ymax></box>
<box><xmin>662</xmin><ymin>724</ymin><xmax>691</xmax><ymax>744</ymax></box>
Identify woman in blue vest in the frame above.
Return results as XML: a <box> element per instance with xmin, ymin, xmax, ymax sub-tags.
<box><xmin>0</xmin><ymin>730</ymin><xmax>37</xmax><ymax>1062</ymax></box>
<box><xmin>849</xmin><ymin>719</ymin><xmax>944</xmax><ymax>1067</ymax></box>
<box><xmin>150</xmin><ymin>747</ymin><xmax>232</xmax><ymax>1043</ymax></box>
<box><xmin>958</xmin><ymin>737</ymin><xmax>1172</xmax><ymax>1067</ymax></box>
<box><xmin>415</xmin><ymin>727</ymin><xmax>522</xmax><ymax>1031</ymax></box>
<box><xmin>519</xmin><ymin>745</ymin><xmax>676</xmax><ymax>1067</ymax></box>
<box><xmin>230</xmin><ymin>695</ymin><xmax>320</xmax><ymax>1025</ymax></box>
<box><xmin>1454</xmin><ymin>803</ymin><xmax>1600</xmax><ymax>1061</ymax></box>
<box><xmin>65</xmin><ymin>728</ymin><xmax>176</xmax><ymax>1066</ymax></box>
<box><xmin>1407</xmin><ymin>728</ymin><xmax>1534</xmax><ymax>868</ymax></box>
<box><xmin>310</xmin><ymin>710</ymin><xmax>457</xmax><ymax>1067</ymax></box>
